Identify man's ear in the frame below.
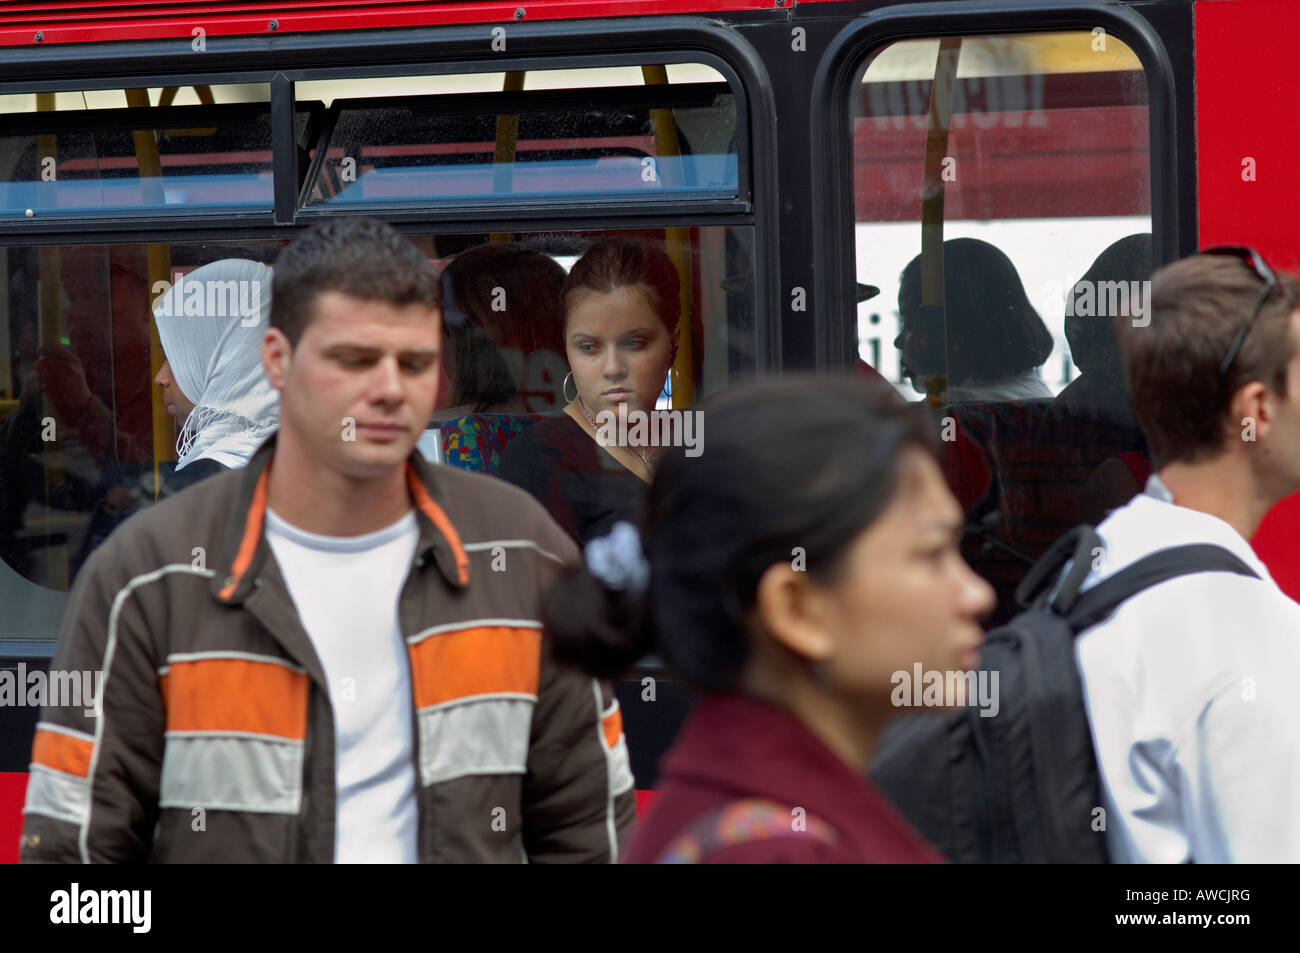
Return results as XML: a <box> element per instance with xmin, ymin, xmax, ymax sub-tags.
<box><xmin>261</xmin><ymin>327</ymin><xmax>292</xmax><ymax>391</ymax></box>
<box><xmin>753</xmin><ymin>562</ymin><xmax>836</xmax><ymax>663</ymax></box>
<box><xmin>1229</xmin><ymin>380</ymin><xmax>1270</xmax><ymax>446</ymax></box>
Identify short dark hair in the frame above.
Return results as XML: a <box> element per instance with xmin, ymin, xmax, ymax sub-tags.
<box><xmin>1065</xmin><ymin>233</ymin><xmax>1152</xmax><ymax>375</ymax></box>
<box><xmin>898</xmin><ymin>238</ymin><xmax>1053</xmax><ymax>382</ymax></box>
<box><xmin>441</xmin><ymin>242</ymin><xmax>566</xmax><ymax>412</ymax></box>
<box><xmin>271</xmin><ymin>218</ymin><xmax>441</xmax><ymax>346</ymax></box>
<box><xmin>562</xmin><ymin>238</ymin><xmax>680</xmax><ymax>333</ymax></box>
<box><xmin>542</xmin><ymin>374</ymin><xmax>937</xmax><ymax>687</ymax></box>
<box><xmin>1118</xmin><ymin>253</ymin><xmax>1300</xmax><ymax>468</ymax></box>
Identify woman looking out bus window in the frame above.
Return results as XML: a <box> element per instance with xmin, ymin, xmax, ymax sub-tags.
<box><xmin>544</xmin><ymin>375</ymin><xmax>995</xmax><ymax>863</ymax></box>
<box><xmin>153</xmin><ymin>258</ymin><xmax>280</xmax><ymax>497</ymax></box>
<box><xmin>498</xmin><ymin>238</ymin><xmax>681</xmax><ymax>546</ymax></box>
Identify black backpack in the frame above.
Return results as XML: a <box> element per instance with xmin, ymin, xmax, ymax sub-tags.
<box><xmin>870</xmin><ymin>524</ymin><xmax>1258</xmax><ymax>863</ymax></box>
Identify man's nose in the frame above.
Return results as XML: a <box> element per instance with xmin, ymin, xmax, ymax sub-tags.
<box><xmin>371</xmin><ymin>357</ymin><xmax>404</xmax><ymax>402</ymax></box>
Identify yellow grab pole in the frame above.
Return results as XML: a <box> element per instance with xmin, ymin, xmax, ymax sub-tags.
<box><xmin>489</xmin><ymin>71</ymin><xmax>525</xmax><ymax>243</ymax></box>
<box><xmin>641</xmin><ymin>66</ymin><xmax>694</xmax><ymax>408</ymax></box>
<box><xmin>125</xmin><ymin>88</ymin><xmax>174</xmax><ymax>495</ymax></box>
<box><xmin>36</xmin><ymin>92</ymin><xmax>68</xmax><ymax>584</ymax></box>
<box><xmin>919</xmin><ymin>38</ymin><xmax>962</xmax><ymax>406</ymax></box>
<box><xmin>920</xmin><ymin>39</ymin><xmax>961</xmax><ymax>405</ymax></box>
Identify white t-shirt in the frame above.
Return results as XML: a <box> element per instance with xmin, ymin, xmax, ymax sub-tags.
<box><xmin>1076</xmin><ymin>475</ymin><xmax>1300</xmax><ymax>862</ymax></box>
<box><xmin>265</xmin><ymin>507</ymin><xmax>421</xmax><ymax>864</ymax></box>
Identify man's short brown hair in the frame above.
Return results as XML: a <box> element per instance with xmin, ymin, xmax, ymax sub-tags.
<box><xmin>271</xmin><ymin>217</ymin><xmax>442</xmax><ymax>346</ymax></box>
<box><xmin>1118</xmin><ymin>253</ymin><xmax>1300</xmax><ymax>468</ymax></box>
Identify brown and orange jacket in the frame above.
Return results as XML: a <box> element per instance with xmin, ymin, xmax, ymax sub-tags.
<box><xmin>20</xmin><ymin>436</ymin><xmax>636</xmax><ymax>863</ymax></box>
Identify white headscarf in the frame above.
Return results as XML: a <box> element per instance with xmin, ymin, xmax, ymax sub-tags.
<box><xmin>153</xmin><ymin>259</ymin><xmax>279</xmax><ymax>471</ymax></box>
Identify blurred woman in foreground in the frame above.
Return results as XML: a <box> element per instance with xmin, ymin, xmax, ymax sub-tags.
<box><xmin>544</xmin><ymin>375</ymin><xmax>995</xmax><ymax>863</ymax></box>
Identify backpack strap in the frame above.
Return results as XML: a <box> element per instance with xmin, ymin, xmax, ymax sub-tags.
<box><xmin>656</xmin><ymin>798</ymin><xmax>841</xmax><ymax>864</ymax></box>
<box><xmin>1065</xmin><ymin>544</ymin><xmax>1259</xmax><ymax>633</ymax></box>
<box><xmin>1015</xmin><ymin>524</ymin><xmax>1103</xmax><ymax>614</ymax></box>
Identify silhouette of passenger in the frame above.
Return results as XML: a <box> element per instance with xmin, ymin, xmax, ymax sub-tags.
<box><xmin>1041</xmin><ymin>234</ymin><xmax>1153</xmax><ymax>524</ymax></box>
<box><xmin>152</xmin><ymin>258</ymin><xmax>278</xmax><ymax>497</ymax></box>
<box><xmin>1051</xmin><ymin>234</ymin><xmax>1152</xmax><ymax>432</ymax></box>
<box><xmin>432</xmin><ymin>242</ymin><xmax>567</xmax><ymax>420</ymax></box>
<box><xmin>896</xmin><ymin>239</ymin><xmax>1054</xmax><ymax>402</ymax></box>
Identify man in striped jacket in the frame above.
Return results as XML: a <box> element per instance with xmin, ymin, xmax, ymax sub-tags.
<box><xmin>20</xmin><ymin>218</ymin><xmax>636</xmax><ymax>863</ymax></box>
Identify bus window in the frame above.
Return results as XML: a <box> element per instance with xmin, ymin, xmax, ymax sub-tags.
<box><xmin>0</xmin><ymin>239</ymin><xmax>284</xmax><ymax>622</ymax></box>
<box><xmin>851</xmin><ymin>31</ymin><xmax>1153</xmax><ymax>622</ymax></box>
<box><xmin>0</xmin><ymin>223</ymin><xmax>753</xmax><ymax>596</ymax></box>
<box><xmin>0</xmin><ymin>84</ymin><xmax>286</xmax><ymax>218</ymax></box>
<box><xmin>296</xmin><ymin>64</ymin><xmax>738</xmax><ymax>208</ymax></box>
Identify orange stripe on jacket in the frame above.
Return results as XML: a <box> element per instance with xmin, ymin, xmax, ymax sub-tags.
<box><xmin>602</xmin><ymin>704</ymin><xmax>624</xmax><ymax>750</ymax></box>
<box><xmin>406</xmin><ymin>466</ymin><xmax>470</xmax><ymax>586</ymax></box>
<box><xmin>218</xmin><ymin>465</ymin><xmax>271</xmax><ymax>601</ymax></box>
<box><xmin>31</xmin><ymin>728</ymin><xmax>94</xmax><ymax>779</ymax></box>
<box><xmin>160</xmin><ymin>658</ymin><xmax>308</xmax><ymax>739</ymax></box>
<box><xmin>409</xmin><ymin>626</ymin><xmax>541</xmax><ymax>709</ymax></box>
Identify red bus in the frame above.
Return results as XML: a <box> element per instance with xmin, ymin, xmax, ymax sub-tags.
<box><xmin>1</xmin><ymin>0</ymin><xmax>1297</xmax><ymax>863</ymax></box>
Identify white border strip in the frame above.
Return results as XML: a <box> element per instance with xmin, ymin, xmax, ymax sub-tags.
<box><xmin>164</xmin><ymin>730</ymin><xmax>307</xmax><ymax>743</ymax></box>
<box><xmin>408</xmin><ymin>618</ymin><xmax>541</xmax><ymax>646</ymax></box>
<box><xmin>34</xmin><ymin>720</ymin><xmax>96</xmax><ymax>744</ymax></box>
<box><xmin>80</xmin><ymin>564</ymin><xmax>212</xmax><ymax>865</ymax></box>
<box><xmin>463</xmin><ymin>539</ymin><xmax>564</xmax><ymax>565</ymax></box>
<box><xmin>416</xmin><ymin>691</ymin><xmax>538</xmax><ymax>715</ymax></box>
<box><xmin>161</xmin><ymin>650</ymin><xmax>306</xmax><ymax>673</ymax></box>
<box><xmin>593</xmin><ymin>680</ymin><xmax>618</xmax><ymax>865</ymax></box>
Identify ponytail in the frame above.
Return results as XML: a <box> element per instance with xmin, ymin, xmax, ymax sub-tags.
<box><xmin>543</xmin><ymin>522</ymin><xmax>656</xmax><ymax>679</ymax></box>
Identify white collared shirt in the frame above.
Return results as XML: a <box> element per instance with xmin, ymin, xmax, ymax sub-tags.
<box><xmin>1076</xmin><ymin>475</ymin><xmax>1300</xmax><ymax>863</ymax></box>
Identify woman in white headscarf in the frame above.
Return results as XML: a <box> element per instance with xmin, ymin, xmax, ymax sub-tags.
<box><xmin>152</xmin><ymin>258</ymin><xmax>278</xmax><ymax>497</ymax></box>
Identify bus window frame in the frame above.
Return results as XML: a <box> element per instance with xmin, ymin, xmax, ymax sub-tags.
<box><xmin>809</xmin><ymin>0</ymin><xmax>1182</xmax><ymax>373</ymax></box>
<box><xmin>0</xmin><ymin>19</ymin><xmax>772</xmax><ymax>234</ymax></box>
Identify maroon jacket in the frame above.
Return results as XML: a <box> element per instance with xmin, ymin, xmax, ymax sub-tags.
<box><xmin>626</xmin><ymin>692</ymin><xmax>944</xmax><ymax>864</ymax></box>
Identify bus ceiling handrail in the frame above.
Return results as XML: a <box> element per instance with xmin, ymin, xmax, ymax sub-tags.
<box><xmin>918</xmin><ymin>36</ymin><xmax>960</xmax><ymax>407</ymax></box>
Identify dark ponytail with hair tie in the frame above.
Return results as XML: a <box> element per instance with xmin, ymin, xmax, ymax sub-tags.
<box><xmin>545</xmin><ymin>548</ymin><xmax>657</xmax><ymax>679</ymax></box>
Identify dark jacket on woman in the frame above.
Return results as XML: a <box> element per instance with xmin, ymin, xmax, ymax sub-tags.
<box><xmin>626</xmin><ymin>692</ymin><xmax>944</xmax><ymax>863</ymax></box>
<box><xmin>496</xmin><ymin>412</ymin><xmax>647</xmax><ymax>547</ymax></box>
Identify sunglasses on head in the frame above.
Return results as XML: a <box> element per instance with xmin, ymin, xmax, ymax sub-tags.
<box><xmin>1200</xmin><ymin>245</ymin><xmax>1285</xmax><ymax>394</ymax></box>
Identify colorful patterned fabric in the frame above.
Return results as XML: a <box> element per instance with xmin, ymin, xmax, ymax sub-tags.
<box><xmin>657</xmin><ymin>798</ymin><xmax>840</xmax><ymax>863</ymax></box>
<box><xmin>440</xmin><ymin>413</ymin><xmax>543</xmax><ymax>475</ymax></box>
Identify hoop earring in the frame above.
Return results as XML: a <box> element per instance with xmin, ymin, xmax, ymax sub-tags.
<box><xmin>562</xmin><ymin>371</ymin><xmax>578</xmax><ymax>403</ymax></box>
